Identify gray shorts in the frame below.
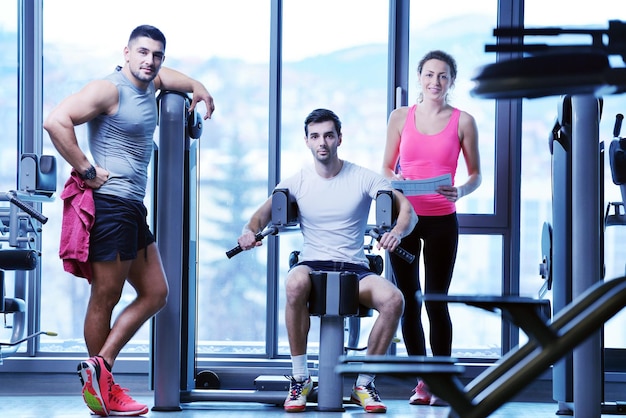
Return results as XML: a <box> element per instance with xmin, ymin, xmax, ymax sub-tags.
<box><xmin>89</xmin><ymin>193</ymin><xmax>155</xmax><ymax>262</ymax></box>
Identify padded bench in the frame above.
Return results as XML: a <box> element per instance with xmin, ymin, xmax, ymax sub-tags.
<box><xmin>308</xmin><ymin>270</ymin><xmax>372</xmax><ymax>411</ymax></box>
<box><xmin>422</xmin><ymin>294</ymin><xmax>552</xmax><ymax>346</ymax></box>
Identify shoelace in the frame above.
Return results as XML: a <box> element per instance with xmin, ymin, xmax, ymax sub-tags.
<box><xmin>286</xmin><ymin>376</ymin><xmax>306</xmax><ymax>400</ymax></box>
<box><xmin>363</xmin><ymin>383</ymin><xmax>382</xmax><ymax>402</ymax></box>
<box><xmin>110</xmin><ymin>384</ymin><xmax>136</xmax><ymax>405</ymax></box>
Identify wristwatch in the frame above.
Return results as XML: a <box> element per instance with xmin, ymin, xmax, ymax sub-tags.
<box><xmin>81</xmin><ymin>165</ymin><xmax>97</xmax><ymax>180</ymax></box>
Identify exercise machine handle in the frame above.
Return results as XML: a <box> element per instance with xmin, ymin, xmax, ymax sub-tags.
<box><xmin>368</xmin><ymin>227</ymin><xmax>415</xmax><ymax>264</ymax></box>
<box><xmin>5</xmin><ymin>191</ymin><xmax>48</xmax><ymax>224</ymax></box>
<box><xmin>614</xmin><ymin>113</ymin><xmax>623</xmax><ymax>138</ymax></box>
<box><xmin>226</xmin><ymin>225</ymin><xmax>279</xmax><ymax>259</ymax></box>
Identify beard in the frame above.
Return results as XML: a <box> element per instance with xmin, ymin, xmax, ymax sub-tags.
<box><xmin>130</xmin><ymin>66</ymin><xmax>158</xmax><ymax>84</ymax></box>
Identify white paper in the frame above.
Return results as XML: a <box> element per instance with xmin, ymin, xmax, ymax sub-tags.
<box><xmin>391</xmin><ymin>174</ymin><xmax>452</xmax><ymax>196</ymax></box>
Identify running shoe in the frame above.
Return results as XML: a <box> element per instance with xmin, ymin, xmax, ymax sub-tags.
<box><xmin>108</xmin><ymin>383</ymin><xmax>149</xmax><ymax>416</ymax></box>
<box><xmin>409</xmin><ymin>380</ymin><xmax>448</xmax><ymax>406</ymax></box>
<box><xmin>284</xmin><ymin>375</ymin><xmax>313</xmax><ymax>412</ymax></box>
<box><xmin>409</xmin><ymin>380</ymin><xmax>431</xmax><ymax>405</ymax></box>
<box><xmin>77</xmin><ymin>356</ymin><xmax>113</xmax><ymax>416</ymax></box>
<box><xmin>350</xmin><ymin>381</ymin><xmax>387</xmax><ymax>413</ymax></box>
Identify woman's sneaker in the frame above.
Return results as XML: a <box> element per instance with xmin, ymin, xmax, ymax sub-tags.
<box><xmin>409</xmin><ymin>380</ymin><xmax>431</xmax><ymax>405</ymax></box>
<box><xmin>284</xmin><ymin>376</ymin><xmax>313</xmax><ymax>412</ymax></box>
<box><xmin>351</xmin><ymin>381</ymin><xmax>387</xmax><ymax>413</ymax></box>
<box><xmin>409</xmin><ymin>380</ymin><xmax>448</xmax><ymax>406</ymax></box>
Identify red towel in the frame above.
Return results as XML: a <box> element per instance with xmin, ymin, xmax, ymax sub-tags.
<box><xmin>59</xmin><ymin>170</ymin><xmax>95</xmax><ymax>282</ymax></box>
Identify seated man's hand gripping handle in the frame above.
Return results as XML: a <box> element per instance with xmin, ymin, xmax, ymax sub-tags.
<box><xmin>226</xmin><ymin>225</ymin><xmax>279</xmax><ymax>259</ymax></box>
<box><xmin>368</xmin><ymin>227</ymin><xmax>415</xmax><ymax>264</ymax></box>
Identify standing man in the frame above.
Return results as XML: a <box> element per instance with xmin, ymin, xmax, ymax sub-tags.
<box><xmin>237</xmin><ymin>108</ymin><xmax>417</xmax><ymax>413</ymax></box>
<box><xmin>44</xmin><ymin>25</ymin><xmax>215</xmax><ymax>417</ymax></box>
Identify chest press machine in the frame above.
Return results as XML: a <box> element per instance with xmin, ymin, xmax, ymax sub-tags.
<box><xmin>151</xmin><ymin>92</ymin><xmax>414</xmax><ymax>410</ymax></box>
<box><xmin>226</xmin><ymin>188</ymin><xmax>414</xmax><ymax>411</ymax></box>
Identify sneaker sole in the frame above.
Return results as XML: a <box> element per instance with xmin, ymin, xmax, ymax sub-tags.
<box><xmin>283</xmin><ymin>379</ymin><xmax>312</xmax><ymax>413</ymax></box>
<box><xmin>78</xmin><ymin>361</ymin><xmax>109</xmax><ymax>416</ymax></box>
<box><xmin>350</xmin><ymin>395</ymin><xmax>387</xmax><ymax>413</ymax></box>
<box><xmin>284</xmin><ymin>406</ymin><xmax>306</xmax><ymax>413</ymax></box>
<box><xmin>108</xmin><ymin>406</ymin><xmax>149</xmax><ymax>416</ymax></box>
<box><xmin>364</xmin><ymin>406</ymin><xmax>387</xmax><ymax>413</ymax></box>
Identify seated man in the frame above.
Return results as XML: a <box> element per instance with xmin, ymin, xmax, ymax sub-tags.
<box><xmin>237</xmin><ymin>108</ymin><xmax>418</xmax><ymax>413</ymax></box>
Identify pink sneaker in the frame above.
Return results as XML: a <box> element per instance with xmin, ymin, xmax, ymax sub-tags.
<box><xmin>77</xmin><ymin>356</ymin><xmax>114</xmax><ymax>416</ymax></box>
<box><xmin>108</xmin><ymin>383</ymin><xmax>149</xmax><ymax>416</ymax></box>
<box><xmin>409</xmin><ymin>380</ymin><xmax>448</xmax><ymax>406</ymax></box>
<box><xmin>409</xmin><ymin>380</ymin><xmax>431</xmax><ymax>405</ymax></box>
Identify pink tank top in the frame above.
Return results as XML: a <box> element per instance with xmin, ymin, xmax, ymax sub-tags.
<box><xmin>398</xmin><ymin>105</ymin><xmax>461</xmax><ymax>216</ymax></box>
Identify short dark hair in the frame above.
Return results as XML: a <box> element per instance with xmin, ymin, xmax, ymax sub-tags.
<box><xmin>417</xmin><ymin>50</ymin><xmax>457</xmax><ymax>80</ymax></box>
<box><xmin>304</xmin><ymin>108</ymin><xmax>342</xmax><ymax>137</ymax></box>
<box><xmin>129</xmin><ymin>25</ymin><xmax>166</xmax><ymax>50</ymax></box>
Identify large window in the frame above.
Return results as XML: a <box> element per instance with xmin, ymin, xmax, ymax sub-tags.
<box><xmin>8</xmin><ymin>0</ymin><xmax>622</xmax><ymax>370</ymax></box>
<box><xmin>277</xmin><ymin>0</ymin><xmax>390</xmax><ymax>356</ymax></box>
<box><xmin>39</xmin><ymin>0</ymin><xmax>271</xmax><ymax>355</ymax></box>
<box><xmin>29</xmin><ymin>0</ymin><xmax>516</xmax><ymax>360</ymax></box>
<box><xmin>0</xmin><ymin>1</ymin><xmax>18</xmax><ymax>193</ymax></box>
<box><xmin>0</xmin><ymin>0</ymin><xmax>20</xmax><ymax>350</ymax></box>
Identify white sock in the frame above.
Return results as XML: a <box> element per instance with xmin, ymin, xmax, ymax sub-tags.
<box><xmin>356</xmin><ymin>373</ymin><xmax>375</xmax><ymax>387</ymax></box>
<box><xmin>291</xmin><ymin>354</ymin><xmax>308</xmax><ymax>381</ymax></box>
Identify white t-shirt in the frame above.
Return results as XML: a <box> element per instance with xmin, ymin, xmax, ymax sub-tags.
<box><xmin>276</xmin><ymin>161</ymin><xmax>392</xmax><ymax>267</ymax></box>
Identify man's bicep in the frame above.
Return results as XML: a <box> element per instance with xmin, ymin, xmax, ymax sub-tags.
<box><xmin>63</xmin><ymin>80</ymin><xmax>118</xmax><ymax>125</ymax></box>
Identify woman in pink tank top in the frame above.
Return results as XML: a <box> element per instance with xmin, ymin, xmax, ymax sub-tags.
<box><xmin>382</xmin><ymin>50</ymin><xmax>482</xmax><ymax>407</ymax></box>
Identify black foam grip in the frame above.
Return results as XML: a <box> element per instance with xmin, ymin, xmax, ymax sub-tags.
<box><xmin>0</xmin><ymin>249</ymin><xmax>38</xmax><ymax>271</ymax></box>
<box><xmin>368</xmin><ymin>228</ymin><xmax>415</xmax><ymax>264</ymax></box>
<box><xmin>614</xmin><ymin>114</ymin><xmax>623</xmax><ymax>138</ymax></box>
<box><xmin>393</xmin><ymin>245</ymin><xmax>416</xmax><ymax>264</ymax></box>
<box><xmin>8</xmin><ymin>193</ymin><xmax>48</xmax><ymax>224</ymax></box>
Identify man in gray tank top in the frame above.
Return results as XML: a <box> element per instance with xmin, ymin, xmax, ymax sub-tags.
<box><xmin>44</xmin><ymin>24</ymin><xmax>215</xmax><ymax>417</ymax></box>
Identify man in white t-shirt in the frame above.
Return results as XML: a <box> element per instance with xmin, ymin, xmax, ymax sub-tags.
<box><xmin>237</xmin><ymin>108</ymin><xmax>417</xmax><ymax>413</ymax></box>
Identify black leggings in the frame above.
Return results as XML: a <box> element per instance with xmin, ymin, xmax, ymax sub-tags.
<box><xmin>389</xmin><ymin>213</ymin><xmax>458</xmax><ymax>356</ymax></box>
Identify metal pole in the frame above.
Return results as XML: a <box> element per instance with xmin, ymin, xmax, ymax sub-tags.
<box><xmin>316</xmin><ymin>272</ymin><xmax>345</xmax><ymax>411</ymax></box>
<box><xmin>152</xmin><ymin>92</ymin><xmax>187</xmax><ymax>411</ymax></box>
<box><xmin>571</xmin><ymin>94</ymin><xmax>602</xmax><ymax>418</ymax></box>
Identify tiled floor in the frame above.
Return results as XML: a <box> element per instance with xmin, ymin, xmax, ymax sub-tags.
<box><xmin>0</xmin><ymin>394</ymin><xmax>574</xmax><ymax>418</ymax></box>
<box><xmin>1</xmin><ymin>372</ymin><xmax>624</xmax><ymax>417</ymax></box>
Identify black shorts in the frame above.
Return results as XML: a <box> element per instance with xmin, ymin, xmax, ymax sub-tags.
<box><xmin>89</xmin><ymin>193</ymin><xmax>155</xmax><ymax>262</ymax></box>
<box><xmin>293</xmin><ymin>260</ymin><xmax>373</xmax><ymax>280</ymax></box>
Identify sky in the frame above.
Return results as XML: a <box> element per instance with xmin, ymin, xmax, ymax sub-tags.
<box><xmin>1</xmin><ymin>0</ymin><xmax>620</xmax><ymax>63</ymax></box>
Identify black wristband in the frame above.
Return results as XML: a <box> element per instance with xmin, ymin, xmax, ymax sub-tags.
<box><xmin>81</xmin><ymin>165</ymin><xmax>96</xmax><ymax>180</ymax></box>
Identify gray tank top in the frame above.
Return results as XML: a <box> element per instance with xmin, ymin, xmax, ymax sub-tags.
<box><xmin>88</xmin><ymin>70</ymin><xmax>157</xmax><ymax>201</ymax></box>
